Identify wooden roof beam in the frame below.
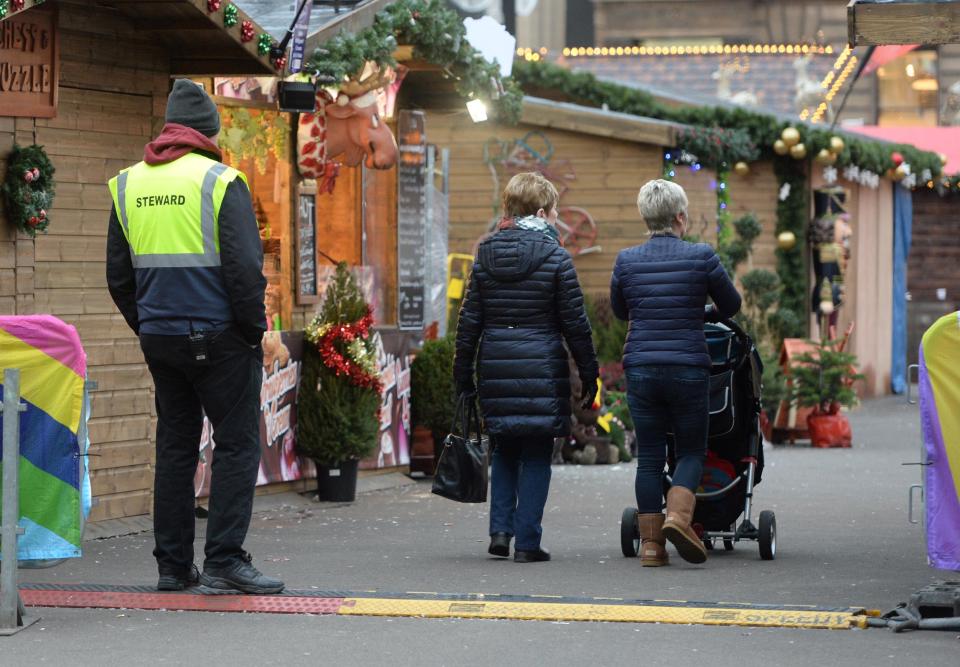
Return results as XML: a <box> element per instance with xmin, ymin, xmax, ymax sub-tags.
<box><xmin>521</xmin><ymin>97</ymin><xmax>678</xmax><ymax>147</ymax></box>
<box><xmin>848</xmin><ymin>0</ymin><xmax>960</xmax><ymax>46</ymax></box>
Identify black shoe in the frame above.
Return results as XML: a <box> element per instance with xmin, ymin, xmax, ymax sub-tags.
<box><xmin>514</xmin><ymin>548</ymin><xmax>551</xmax><ymax>563</ymax></box>
<box><xmin>199</xmin><ymin>553</ymin><xmax>285</xmax><ymax>595</ymax></box>
<box><xmin>157</xmin><ymin>564</ymin><xmax>200</xmax><ymax>591</ymax></box>
<box><xmin>488</xmin><ymin>532</ymin><xmax>511</xmax><ymax>558</ymax></box>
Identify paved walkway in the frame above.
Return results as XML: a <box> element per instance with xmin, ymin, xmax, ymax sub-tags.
<box><xmin>5</xmin><ymin>395</ymin><xmax>957</xmax><ymax>665</ymax></box>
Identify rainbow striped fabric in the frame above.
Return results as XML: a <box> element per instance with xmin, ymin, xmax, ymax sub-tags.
<box><xmin>919</xmin><ymin>311</ymin><xmax>960</xmax><ymax>571</ymax></box>
<box><xmin>0</xmin><ymin>315</ymin><xmax>88</xmax><ymax>561</ymax></box>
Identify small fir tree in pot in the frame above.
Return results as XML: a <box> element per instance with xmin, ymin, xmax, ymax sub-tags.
<box><xmin>298</xmin><ymin>263</ymin><xmax>382</xmax><ymax>500</ymax></box>
<box><xmin>789</xmin><ymin>338</ymin><xmax>864</xmax><ymax>448</ymax></box>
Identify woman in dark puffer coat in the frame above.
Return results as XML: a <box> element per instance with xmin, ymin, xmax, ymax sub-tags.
<box><xmin>611</xmin><ymin>179</ymin><xmax>741</xmax><ymax>567</ymax></box>
<box><xmin>454</xmin><ymin>172</ymin><xmax>599</xmax><ymax>563</ymax></box>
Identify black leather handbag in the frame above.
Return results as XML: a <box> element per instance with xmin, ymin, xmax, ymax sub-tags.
<box><xmin>431</xmin><ymin>394</ymin><xmax>489</xmax><ymax>503</ymax></box>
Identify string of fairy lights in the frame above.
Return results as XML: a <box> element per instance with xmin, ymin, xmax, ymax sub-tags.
<box><xmin>800</xmin><ymin>46</ymin><xmax>859</xmax><ymax>124</ymax></box>
<box><xmin>516</xmin><ymin>43</ymin><xmax>834</xmax><ymax>61</ymax></box>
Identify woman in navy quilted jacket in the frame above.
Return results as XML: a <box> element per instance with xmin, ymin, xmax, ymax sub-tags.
<box><xmin>610</xmin><ymin>179</ymin><xmax>741</xmax><ymax>567</ymax></box>
<box><xmin>454</xmin><ymin>172</ymin><xmax>599</xmax><ymax>564</ymax></box>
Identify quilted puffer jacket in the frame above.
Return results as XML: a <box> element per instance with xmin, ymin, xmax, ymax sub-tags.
<box><xmin>454</xmin><ymin>228</ymin><xmax>599</xmax><ymax>437</ymax></box>
<box><xmin>610</xmin><ymin>233</ymin><xmax>741</xmax><ymax>369</ymax></box>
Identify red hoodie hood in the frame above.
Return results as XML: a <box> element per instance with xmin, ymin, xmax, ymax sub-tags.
<box><xmin>144</xmin><ymin>123</ymin><xmax>223</xmax><ymax>165</ymax></box>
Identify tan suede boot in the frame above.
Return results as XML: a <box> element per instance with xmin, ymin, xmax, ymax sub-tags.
<box><xmin>662</xmin><ymin>486</ymin><xmax>707</xmax><ymax>564</ymax></box>
<box><xmin>637</xmin><ymin>513</ymin><xmax>669</xmax><ymax>567</ymax></box>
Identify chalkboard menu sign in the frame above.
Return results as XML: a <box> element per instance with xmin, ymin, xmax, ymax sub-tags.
<box><xmin>396</xmin><ymin>110</ymin><xmax>428</xmax><ymax>330</ymax></box>
<box><xmin>296</xmin><ymin>193</ymin><xmax>318</xmax><ymax>304</ymax></box>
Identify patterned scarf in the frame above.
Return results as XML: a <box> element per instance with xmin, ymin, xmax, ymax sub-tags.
<box><xmin>497</xmin><ymin>214</ymin><xmax>560</xmax><ymax>241</ymax></box>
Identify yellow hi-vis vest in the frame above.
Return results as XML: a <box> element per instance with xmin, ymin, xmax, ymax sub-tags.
<box><xmin>108</xmin><ymin>152</ymin><xmax>247</xmax><ymax>268</ymax></box>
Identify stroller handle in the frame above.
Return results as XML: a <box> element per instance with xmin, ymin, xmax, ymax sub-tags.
<box><xmin>718</xmin><ymin>318</ymin><xmax>752</xmax><ymax>346</ymax></box>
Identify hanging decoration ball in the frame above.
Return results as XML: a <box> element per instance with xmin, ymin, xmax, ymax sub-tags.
<box><xmin>28</xmin><ymin>216</ymin><xmax>39</xmax><ymax>227</ymax></box>
<box><xmin>773</xmin><ymin>139</ymin><xmax>789</xmax><ymax>156</ymax></box>
<box><xmin>816</xmin><ymin>148</ymin><xmax>836</xmax><ymax>165</ymax></box>
<box><xmin>939</xmin><ymin>152</ymin><xmax>949</xmax><ymax>166</ymax></box>
<box><xmin>31</xmin><ymin>167</ymin><xmax>40</xmax><ymax>180</ymax></box>
<box><xmin>789</xmin><ymin>142</ymin><xmax>807</xmax><ymax>160</ymax></box>
<box><xmin>223</xmin><ymin>3</ymin><xmax>239</xmax><ymax>27</ymax></box>
<box><xmin>733</xmin><ymin>161</ymin><xmax>750</xmax><ymax>176</ymax></box>
<box><xmin>23</xmin><ymin>170</ymin><xmax>33</xmax><ymax>183</ymax></box>
<box><xmin>781</xmin><ymin>127</ymin><xmax>801</xmax><ymax>147</ymax></box>
<box><xmin>777</xmin><ymin>230</ymin><xmax>797</xmax><ymax>250</ymax></box>
<box><xmin>891</xmin><ymin>151</ymin><xmax>904</xmax><ymax>167</ymax></box>
<box><xmin>829</xmin><ymin>136</ymin><xmax>845</xmax><ymax>154</ymax></box>
<box><xmin>257</xmin><ymin>33</ymin><xmax>273</xmax><ymax>56</ymax></box>
<box><xmin>207</xmin><ymin>0</ymin><xmax>221</xmax><ymax>11</ymax></box>
<box><xmin>240</xmin><ymin>20</ymin><xmax>255</xmax><ymax>42</ymax></box>
<box><xmin>894</xmin><ymin>163</ymin><xmax>910</xmax><ymax>181</ymax></box>
<box><xmin>39</xmin><ymin>209</ymin><xmax>46</xmax><ymax>220</ymax></box>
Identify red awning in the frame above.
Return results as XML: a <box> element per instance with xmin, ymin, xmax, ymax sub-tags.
<box><xmin>848</xmin><ymin>125</ymin><xmax>960</xmax><ymax>173</ymax></box>
<box><xmin>861</xmin><ymin>45</ymin><xmax>920</xmax><ymax>76</ymax></box>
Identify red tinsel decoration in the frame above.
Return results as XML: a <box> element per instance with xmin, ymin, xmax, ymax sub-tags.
<box><xmin>240</xmin><ymin>20</ymin><xmax>255</xmax><ymax>42</ymax></box>
<box><xmin>207</xmin><ymin>0</ymin><xmax>221</xmax><ymax>11</ymax></box>
<box><xmin>314</xmin><ymin>308</ymin><xmax>383</xmax><ymax>396</ymax></box>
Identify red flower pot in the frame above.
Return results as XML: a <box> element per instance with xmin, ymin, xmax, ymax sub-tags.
<box><xmin>806</xmin><ymin>409</ymin><xmax>852</xmax><ymax>448</ymax></box>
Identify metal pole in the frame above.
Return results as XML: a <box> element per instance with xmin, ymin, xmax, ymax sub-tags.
<box><xmin>1</xmin><ymin>369</ymin><xmax>26</xmax><ymax>630</ymax></box>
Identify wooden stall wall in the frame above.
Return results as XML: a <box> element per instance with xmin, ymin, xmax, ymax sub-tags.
<box><xmin>430</xmin><ymin>109</ymin><xmax>781</xmax><ymax>296</ymax></box>
<box><xmin>1</xmin><ymin>4</ymin><xmax>169</xmax><ymax>521</ymax></box>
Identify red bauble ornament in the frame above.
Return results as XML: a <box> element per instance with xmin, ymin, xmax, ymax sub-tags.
<box><xmin>28</xmin><ymin>216</ymin><xmax>38</xmax><ymax>227</ymax></box>
<box><xmin>207</xmin><ymin>0</ymin><xmax>221</xmax><ymax>11</ymax></box>
<box><xmin>241</xmin><ymin>20</ymin><xmax>255</xmax><ymax>42</ymax></box>
<box><xmin>39</xmin><ymin>209</ymin><xmax>47</xmax><ymax>220</ymax></box>
<box><xmin>31</xmin><ymin>168</ymin><xmax>40</xmax><ymax>180</ymax></box>
<box><xmin>23</xmin><ymin>170</ymin><xmax>33</xmax><ymax>183</ymax></box>
<box><xmin>891</xmin><ymin>151</ymin><xmax>904</xmax><ymax>166</ymax></box>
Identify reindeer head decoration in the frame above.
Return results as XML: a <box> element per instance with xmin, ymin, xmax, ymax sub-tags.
<box><xmin>297</xmin><ymin>65</ymin><xmax>400</xmax><ymax>191</ymax></box>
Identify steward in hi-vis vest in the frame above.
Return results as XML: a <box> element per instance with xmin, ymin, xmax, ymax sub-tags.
<box><xmin>105</xmin><ymin>79</ymin><xmax>283</xmax><ymax>596</ymax></box>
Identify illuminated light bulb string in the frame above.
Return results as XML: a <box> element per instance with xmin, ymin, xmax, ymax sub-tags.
<box><xmin>662</xmin><ymin>150</ymin><xmax>731</xmax><ymax>244</ymax></box>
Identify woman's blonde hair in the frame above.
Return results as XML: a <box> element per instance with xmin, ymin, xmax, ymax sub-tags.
<box><xmin>637</xmin><ymin>179</ymin><xmax>688</xmax><ymax>232</ymax></box>
<box><xmin>502</xmin><ymin>172</ymin><xmax>559</xmax><ymax>219</ymax></box>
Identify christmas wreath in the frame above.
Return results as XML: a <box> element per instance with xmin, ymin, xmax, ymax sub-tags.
<box><xmin>1</xmin><ymin>144</ymin><xmax>56</xmax><ymax>238</ymax></box>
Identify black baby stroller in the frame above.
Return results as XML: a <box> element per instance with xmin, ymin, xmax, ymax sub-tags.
<box><xmin>620</xmin><ymin>319</ymin><xmax>777</xmax><ymax>560</ymax></box>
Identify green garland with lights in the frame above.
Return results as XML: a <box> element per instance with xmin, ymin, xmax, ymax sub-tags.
<box><xmin>306</xmin><ymin>0</ymin><xmax>521</xmax><ymax>123</ymax></box>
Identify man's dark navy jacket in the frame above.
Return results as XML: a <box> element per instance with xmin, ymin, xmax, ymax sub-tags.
<box><xmin>610</xmin><ymin>233</ymin><xmax>742</xmax><ymax>369</ymax></box>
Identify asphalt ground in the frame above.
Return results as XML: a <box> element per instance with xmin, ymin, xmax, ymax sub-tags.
<box><xmin>4</xmin><ymin>395</ymin><xmax>957</xmax><ymax>665</ymax></box>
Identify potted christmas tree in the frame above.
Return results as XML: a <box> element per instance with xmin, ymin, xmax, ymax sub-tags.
<box><xmin>789</xmin><ymin>338</ymin><xmax>864</xmax><ymax>448</ymax></box>
<box><xmin>298</xmin><ymin>263</ymin><xmax>382</xmax><ymax>501</ymax></box>
<box><xmin>409</xmin><ymin>335</ymin><xmax>457</xmax><ymax>474</ymax></box>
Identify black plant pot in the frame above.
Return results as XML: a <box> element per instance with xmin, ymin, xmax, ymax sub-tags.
<box><xmin>315</xmin><ymin>459</ymin><xmax>359</xmax><ymax>502</ymax></box>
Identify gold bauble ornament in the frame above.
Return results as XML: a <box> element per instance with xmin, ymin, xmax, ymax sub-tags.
<box><xmin>777</xmin><ymin>231</ymin><xmax>797</xmax><ymax>250</ymax></box>
<box><xmin>894</xmin><ymin>163</ymin><xmax>909</xmax><ymax>180</ymax></box>
<box><xmin>939</xmin><ymin>152</ymin><xmax>949</xmax><ymax>166</ymax></box>
<box><xmin>781</xmin><ymin>127</ymin><xmax>801</xmax><ymax>147</ymax></box>
<box><xmin>773</xmin><ymin>139</ymin><xmax>789</xmax><ymax>156</ymax></box>
<box><xmin>790</xmin><ymin>142</ymin><xmax>807</xmax><ymax>160</ymax></box>
<box><xmin>816</xmin><ymin>148</ymin><xmax>836</xmax><ymax>165</ymax></box>
<box><xmin>734</xmin><ymin>161</ymin><xmax>750</xmax><ymax>176</ymax></box>
<box><xmin>829</xmin><ymin>136</ymin><xmax>845</xmax><ymax>154</ymax></box>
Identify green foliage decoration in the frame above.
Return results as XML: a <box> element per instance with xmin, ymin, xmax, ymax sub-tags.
<box><xmin>675</xmin><ymin>126</ymin><xmax>759</xmax><ymax>169</ymax></box>
<box><xmin>410</xmin><ymin>335</ymin><xmax>457</xmax><ymax>440</ymax></box>
<box><xmin>789</xmin><ymin>338</ymin><xmax>864</xmax><ymax>413</ymax></box>
<box><xmin>772</xmin><ymin>157</ymin><xmax>807</xmax><ymax>339</ymax></box>
<box><xmin>307</xmin><ymin>0</ymin><xmax>521</xmax><ymax>123</ymax></box>
<box><xmin>218</xmin><ymin>107</ymin><xmax>289</xmax><ymax>175</ymax></box>
<box><xmin>1</xmin><ymin>144</ymin><xmax>55</xmax><ymax>238</ymax></box>
<box><xmin>297</xmin><ymin>263</ymin><xmax>381</xmax><ymax>466</ymax></box>
<box><xmin>584</xmin><ymin>294</ymin><xmax>628</xmax><ymax>364</ymax></box>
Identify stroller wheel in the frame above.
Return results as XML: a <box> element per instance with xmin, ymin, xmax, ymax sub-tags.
<box><xmin>723</xmin><ymin>538</ymin><xmax>734</xmax><ymax>551</ymax></box>
<box><xmin>759</xmin><ymin>510</ymin><xmax>776</xmax><ymax>560</ymax></box>
<box><xmin>620</xmin><ymin>507</ymin><xmax>639</xmax><ymax>557</ymax></box>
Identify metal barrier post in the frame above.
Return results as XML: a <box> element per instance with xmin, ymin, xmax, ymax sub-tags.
<box><xmin>1</xmin><ymin>368</ymin><xmax>31</xmax><ymax>634</ymax></box>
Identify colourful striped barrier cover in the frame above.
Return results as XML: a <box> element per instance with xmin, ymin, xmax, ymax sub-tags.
<box><xmin>919</xmin><ymin>311</ymin><xmax>960</xmax><ymax>571</ymax></box>
<box><xmin>0</xmin><ymin>315</ymin><xmax>89</xmax><ymax>561</ymax></box>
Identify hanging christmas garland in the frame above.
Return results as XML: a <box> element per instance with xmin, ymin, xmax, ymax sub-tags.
<box><xmin>1</xmin><ymin>144</ymin><xmax>55</xmax><ymax>238</ymax></box>
<box><xmin>306</xmin><ymin>0</ymin><xmax>522</xmax><ymax>124</ymax></box>
<box><xmin>305</xmin><ymin>306</ymin><xmax>383</xmax><ymax>396</ymax></box>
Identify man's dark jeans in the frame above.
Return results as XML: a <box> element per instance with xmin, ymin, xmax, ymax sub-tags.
<box><xmin>489</xmin><ymin>435</ymin><xmax>554</xmax><ymax>551</ymax></box>
<box><xmin>140</xmin><ymin>327</ymin><xmax>262</xmax><ymax>574</ymax></box>
<box><xmin>626</xmin><ymin>364</ymin><xmax>709</xmax><ymax>514</ymax></box>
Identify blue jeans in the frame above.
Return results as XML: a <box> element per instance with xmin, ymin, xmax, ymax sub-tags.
<box><xmin>626</xmin><ymin>365</ymin><xmax>709</xmax><ymax>514</ymax></box>
<box><xmin>489</xmin><ymin>435</ymin><xmax>554</xmax><ymax>551</ymax></box>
